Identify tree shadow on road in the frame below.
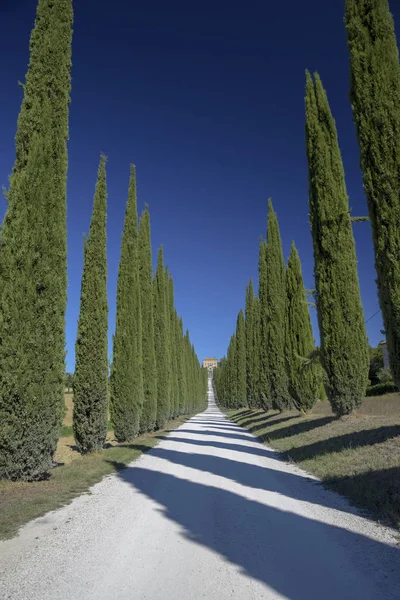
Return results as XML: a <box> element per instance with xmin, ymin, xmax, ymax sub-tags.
<box><xmin>155</xmin><ymin>435</ymin><xmax>280</xmax><ymax>461</ymax></box>
<box><xmin>107</xmin><ymin>461</ymin><xmax>399</xmax><ymax>600</ymax></box>
<box><xmin>176</xmin><ymin>429</ymin><xmax>254</xmax><ymax>442</ymax></box>
<box><xmin>286</xmin><ymin>426</ymin><xmax>400</xmax><ymax>462</ymax></box>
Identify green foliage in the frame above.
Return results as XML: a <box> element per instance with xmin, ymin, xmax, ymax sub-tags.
<box><xmin>154</xmin><ymin>248</ymin><xmax>171</xmax><ymax>428</ymax></box>
<box><xmin>0</xmin><ymin>1</ymin><xmax>72</xmax><ymax>480</ymax></box>
<box><xmin>73</xmin><ymin>156</ymin><xmax>109</xmax><ymax>453</ymax></box>
<box><xmin>252</xmin><ymin>296</ymin><xmax>261</xmax><ymax>407</ymax></box>
<box><xmin>305</xmin><ymin>71</ymin><xmax>369</xmax><ymax>416</ymax></box>
<box><xmin>285</xmin><ymin>242</ymin><xmax>321</xmax><ymax>412</ymax></box>
<box><xmin>245</xmin><ymin>280</ymin><xmax>257</xmax><ymax>407</ymax></box>
<box><xmin>168</xmin><ymin>275</ymin><xmax>180</xmax><ymax>418</ymax></box>
<box><xmin>138</xmin><ymin>206</ymin><xmax>157</xmax><ymax>432</ymax></box>
<box><xmin>377</xmin><ymin>368</ymin><xmax>393</xmax><ymax>384</ymax></box>
<box><xmin>366</xmin><ymin>382</ymin><xmax>398</xmax><ymax>397</ymax></box>
<box><xmin>65</xmin><ymin>372</ymin><xmax>74</xmax><ymax>392</ymax></box>
<box><xmin>264</xmin><ymin>200</ymin><xmax>290</xmax><ymax>411</ymax></box>
<box><xmin>110</xmin><ymin>165</ymin><xmax>143</xmax><ymax>442</ymax></box>
<box><xmin>258</xmin><ymin>238</ymin><xmax>269</xmax><ymax>408</ymax></box>
<box><xmin>235</xmin><ymin>309</ymin><xmax>247</xmax><ymax>407</ymax></box>
<box><xmin>369</xmin><ymin>345</ymin><xmax>384</xmax><ymax>386</ymax></box>
<box><xmin>345</xmin><ymin>0</ymin><xmax>400</xmax><ymax>389</ymax></box>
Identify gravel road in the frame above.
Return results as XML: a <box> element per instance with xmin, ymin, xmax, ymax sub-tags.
<box><xmin>0</xmin><ymin>378</ymin><xmax>399</xmax><ymax>600</ymax></box>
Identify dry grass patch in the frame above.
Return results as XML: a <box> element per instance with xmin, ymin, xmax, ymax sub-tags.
<box><xmin>0</xmin><ymin>415</ymin><xmax>189</xmax><ymax>541</ymax></box>
<box><xmin>229</xmin><ymin>396</ymin><xmax>400</xmax><ymax>530</ymax></box>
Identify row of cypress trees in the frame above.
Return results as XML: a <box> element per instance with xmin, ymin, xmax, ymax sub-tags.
<box><xmin>214</xmin><ymin>203</ymin><xmax>323</xmax><ymax>415</ymax></box>
<box><xmin>0</xmin><ymin>0</ymin><xmax>206</xmax><ymax>479</ymax></box>
<box><xmin>73</xmin><ymin>159</ymin><xmax>207</xmax><ymax>453</ymax></box>
<box><xmin>216</xmin><ymin>0</ymin><xmax>400</xmax><ymax>418</ymax></box>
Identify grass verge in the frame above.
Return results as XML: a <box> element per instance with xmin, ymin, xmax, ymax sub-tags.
<box><xmin>228</xmin><ymin>400</ymin><xmax>400</xmax><ymax>530</ymax></box>
<box><xmin>0</xmin><ymin>415</ymin><xmax>190</xmax><ymax>541</ymax></box>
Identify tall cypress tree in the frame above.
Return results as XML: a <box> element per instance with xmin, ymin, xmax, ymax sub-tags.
<box><xmin>345</xmin><ymin>0</ymin><xmax>400</xmax><ymax>388</ymax></box>
<box><xmin>168</xmin><ymin>275</ymin><xmax>180</xmax><ymax>418</ymax></box>
<box><xmin>305</xmin><ymin>72</ymin><xmax>369</xmax><ymax>416</ymax></box>
<box><xmin>178</xmin><ymin>316</ymin><xmax>187</xmax><ymax>415</ymax></box>
<box><xmin>164</xmin><ymin>267</ymin><xmax>173</xmax><ymax>420</ymax></box>
<box><xmin>73</xmin><ymin>156</ymin><xmax>109</xmax><ymax>453</ymax></box>
<box><xmin>138</xmin><ymin>206</ymin><xmax>157</xmax><ymax>432</ymax></box>
<box><xmin>258</xmin><ymin>238</ymin><xmax>269</xmax><ymax>408</ymax></box>
<box><xmin>245</xmin><ymin>280</ymin><xmax>255</xmax><ymax>406</ymax></box>
<box><xmin>110</xmin><ymin>165</ymin><xmax>143</xmax><ymax>442</ymax></box>
<box><xmin>236</xmin><ymin>309</ymin><xmax>247</xmax><ymax>407</ymax></box>
<box><xmin>285</xmin><ymin>242</ymin><xmax>320</xmax><ymax>413</ymax></box>
<box><xmin>154</xmin><ymin>248</ymin><xmax>171</xmax><ymax>428</ymax></box>
<box><xmin>264</xmin><ymin>200</ymin><xmax>290</xmax><ymax>411</ymax></box>
<box><xmin>252</xmin><ymin>295</ymin><xmax>261</xmax><ymax>408</ymax></box>
<box><xmin>0</xmin><ymin>1</ymin><xmax>73</xmax><ymax>480</ymax></box>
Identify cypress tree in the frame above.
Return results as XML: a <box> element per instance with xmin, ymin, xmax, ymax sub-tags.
<box><xmin>178</xmin><ymin>317</ymin><xmax>187</xmax><ymax>415</ymax></box>
<box><xmin>168</xmin><ymin>274</ymin><xmax>179</xmax><ymax>418</ymax></box>
<box><xmin>258</xmin><ymin>238</ymin><xmax>270</xmax><ymax>408</ymax></box>
<box><xmin>154</xmin><ymin>248</ymin><xmax>171</xmax><ymax>428</ymax></box>
<box><xmin>138</xmin><ymin>206</ymin><xmax>157</xmax><ymax>432</ymax></box>
<box><xmin>252</xmin><ymin>295</ymin><xmax>261</xmax><ymax>408</ymax></box>
<box><xmin>305</xmin><ymin>71</ymin><xmax>369</xmax><ymax>416</ymax></box>
<box><xmin>285</xmin><ymin>242</ymin><xmax>321</xmax><ymax>413</ymax></box>
<box><xmin>236</xmin><ymin>309</ymin><xmax>247</xmax><ymax>407</ymax></box>
<box><xmin>345</xmin><ymin>0</ymin><xmax>400</xmax><ymax>388</ymax></box>
<box><xmin>164</xmin><ymin>268</ymin><xmax>173</xmax><ymax>420</ymax></box>
<box><xmin>227</xmin><ymin>334</ymin><xmax>238</xmax><ymax>408</ymax></box>
<box><xmin>264</xmin><ymin>200</ymin><xmax>290</xmax><ymax>411</ymax></box>
<box><xmin>0</xmin><ymin>1</ymin><xmax>72</xmax><ymax>480</ymax></box>
<box><xmin>245</xmin><ymin>280</ymin><xmax>254</xmax><ymax>406</ymax></box>
<box><xmin>73</xmin><ymin>156</ymin><xmax>109</xmax><ymax>452</ymax></box>
<box><xmin>110</xmin><ymin>165</ymin><xmax>143</xmax><ymax>442</ymax></box>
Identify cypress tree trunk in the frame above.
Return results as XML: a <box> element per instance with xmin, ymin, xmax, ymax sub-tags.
<box><xmin>73</xmin><ymin>156</ymin><xmax>109</xmax><ymax>453</ymax></box>
<box><xmin>0</xmin><ymin>0</ymin><xmax>72</xmax><ymax>480</ymax></box>
<box><xmin>305</xmin><ymin>72</ymin><xmax>369</xmax><ymax>416</ymax></box>
<box><xmin>258</xmin><ymin>238</ymin><xmax>270</xmax><ymax>409</ymax></box>
<box><xmin>285</xmin><ymin>242</ymin><xmax>321</xmax><ymax>413</ymax></box>
<box><xmin>264</xmin><ymin>200</ymin><xmax>290</xmax><ymax>411</ymax></box>
<box><xmin>138</xmin><ymin>206</ymin><xmax>157</xmax><ymax>432</ymax></box>
<box><xmin>345</xmin><ymin>0</ymin><xmax>400</xmax><ymax>388</ymax></box>
<box><xmin>236</xmin><ymin>309</ymin><xmax>247</xmax><ymax>407</ymax></box>
<box><xmin>110</xmin><ymin>165</ymin><xmax>144</xmax><ymax>442</ymax></box>
<box><xmin>245</xmin><ymin>280</ymin><xmax>255</xmax><ymax>407</ymax></box>
<box><xmin>154</xmin><ymin>248</ymin><xmax>171</xmax><ymax>428</ymax></box>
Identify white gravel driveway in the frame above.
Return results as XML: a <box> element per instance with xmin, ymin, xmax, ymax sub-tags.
<box><xmin>0</xmin><ymin>379</ymin><xmax>399</xmax><ymax>599</ymax></box>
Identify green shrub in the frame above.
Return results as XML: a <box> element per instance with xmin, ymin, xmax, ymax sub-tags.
<box><xmin>366</xmin><ymin>382</ymin><xmax>398</xmax><ymax>397</ymax></box>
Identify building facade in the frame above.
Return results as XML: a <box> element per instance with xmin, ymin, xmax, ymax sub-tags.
<box><xmin>202</xmin><ymin>357</ymin><xmax>218</xmax><ymax>370</ymax></box>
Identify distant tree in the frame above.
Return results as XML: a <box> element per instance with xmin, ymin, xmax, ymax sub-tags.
<box><xmin>138</xmin><ymin>206</ymin><xmax>157</xmax><ymax>432</ymax></box>
<box><xmin>305</xmin><ymin>71</ymin><xmax>369</xmax><ymax>416</ymax></box>
<box><xmin>245</xmin><ymin>280</ymin><xmax>256</xmax><ymax>407</ymax></box>
<box><xmin>110</xmin><ymin>165</ymin><xmax>143</xmax><ymax>442</ymax></box>
<box><xmin>235</xmin><ymin>309</ymin><xmax>247</xmax><ymax>407</ymax></box>
<box><xmin>264</xmin><ymin>200</ymin><xmax>290</xmax><ymax>411</ymax></box>
<box><xmin>285</xmin><ymin>242</ymin><xmax>320</xmax><ymax>413</ymax></box>
<box><xmin>65</xmin><ymin>372</ymin><xmax>74</xmax><ymax>393</ymax></box>
<box><xmin>345</xmin><ymin>0</ymin><xmax>400</xmax><ymax>389</ymax></box>
<box><xmin>154</xmin><ymin>248</ymin><xmax>171</xmax><ymax>428</ymax></box>
<box><xmin>168</xmin><ymin>275</ymin><xmax>180</xmax><ymax>418</ymax></box>
<box><xmin>258</xmin><ymin>238</ymin><xmax>269</xmax><ymax>409</ymax></box>
<box><xmin>73</xmin><ymin>156</ymin><xmax>108</xmax><ymax>453</ymax></box>
<box><xmin>368</xmin><ymin>345</ymin><xmax>384</xmax><ymax>386</ymax></box>
<box><xmin>0</xmin><ymin>0</ymin><xmax>73</xmax><ymax>480</ymax></box>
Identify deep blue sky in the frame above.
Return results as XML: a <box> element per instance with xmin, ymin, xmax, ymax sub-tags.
<box><xmin>1</xmin><ymin>0</ymin><xmax>398</xmax><ymax>371</ymax></box>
